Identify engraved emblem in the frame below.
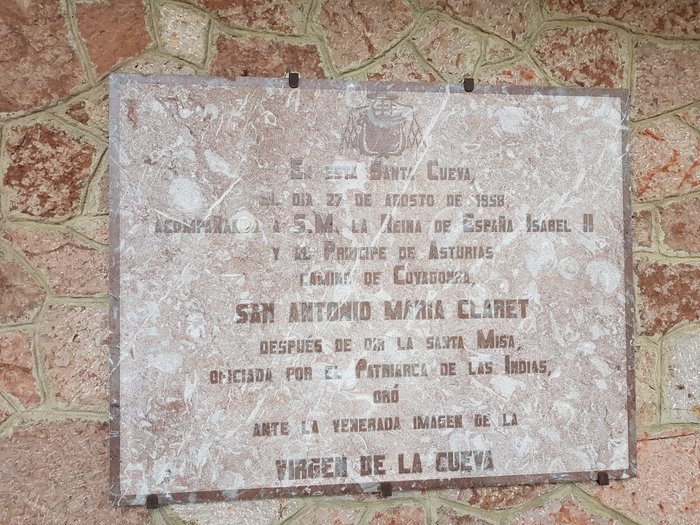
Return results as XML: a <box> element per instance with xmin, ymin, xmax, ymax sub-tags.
<box><xmin>343</xmin><ymin>93</ymin><xmax>423</xmax><ymax>157</ymax></box>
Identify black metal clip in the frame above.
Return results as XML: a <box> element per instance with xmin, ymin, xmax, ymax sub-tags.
<box><xmin>146</xmin><ymin>494</ymin><xmax>159</xmax><ymax>509</ymax></box>
<box><xmin>289</xmin><ymin>72</ymin><xmax>300</xmax><ymax>88</ymax></box>
<box><xmin>597</xmin><ymin>472</ymin><xmax>610</xmax><ymax>486</ymax></box>
<box><xmin>463</xmin><ymin>77</ymin><xmax>475</xmax><ymax>92</ymax></box>
<box><xmin>378</xmin><ymin>482</ymin><xmax>393</xmax><ymax>498</ymax></box>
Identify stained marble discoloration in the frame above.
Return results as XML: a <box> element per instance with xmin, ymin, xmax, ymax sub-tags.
<box><xmin>109</xmin><ymin>75</ymin><xmax>634</xmax><ymax>505</ymax></box>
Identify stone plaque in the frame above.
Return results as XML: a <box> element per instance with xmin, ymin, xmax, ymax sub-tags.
<box><xmin>109</xmin><ymin>75</ymin><xmax>635</xmax><ymax>505</ymax></box>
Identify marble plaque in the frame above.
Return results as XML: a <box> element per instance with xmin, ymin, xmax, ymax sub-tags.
<box><xmin>109</xmin><ymin>75</ymin><xmax>635</xmax><ymax>505</ymax></box>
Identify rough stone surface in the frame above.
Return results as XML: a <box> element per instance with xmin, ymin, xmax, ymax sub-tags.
<box><xmin>632</xmin><ymin>42</ymin><xmax>700</xmax><ymax>119</ymax></box>
<box><xmin>631</xmin><ymin>209</ymin><xmax>653</xmax><ymax>248</ymax></box>
<box><xmin>172</xmin><ymin>498</ymin><xmax>303</xmax><ymax>524</ymax></box>
<box><xmin>533</xmin><ymin>27</ymin><xmax>625</xmax><ymax>88</ymax></box>
<box><xmin>581</xmin><ymin>430</ymin><xmax>700</xmax><ymax>525</ymax></box>
<box><xmin>0</xmin><ymin>331</ymin><xmax>40</xmax><ymax>408</ymax></box>
<box><xmin>366</xmin><ymin>45</ymin><xmax>438</xmax><ymax>82</ymax></box>
<box><xmin>660</xmin><ymin>197</ymin><xmax>700</xmax><ymax>254</ymax></box>
<box><xmin>0</xmin><ymin>1</ymin><xmax>86</xmax><ymax>114</ymax></box>
<box><xmin>545</xmin><ymin>0</ymin><xmax>700</xmax><ymax>38</ymax></box>
<box><xmin>39</xmin><ymin>304</ymin><xmax>108</xmax><ymax>407</ymax></box>
<box><xmin>412</xmin><ymin>20</ymin><xmax>480</xmax><ymax>81</ymax></box>
<box><xmin>76</xmin><ymin>0</ymin><xmax>152</xmax><ymax>77</ymax></box>
<box><xmin>635</xmin><ymin>261</ymin><xmax>700</xmax><ymax>335</ymax></box>
<box><xmin>0</xmin><ymin>253</ymin><xmax>45</xmax><ymax>325</ymax></box>
<box><xmin>663</xmin><ymin>328</ymin><xmax>700</xmax><ymax>422</ymax></box>
<box><xmin>198</xmin><ymin>0</ymin><xmax>306</xmax><ymax>33</ymax></box>
<box><xmin>320</xmin><ymin>0</ymin><xmax>413</xmax><ymax>70</ymax></box>
<box><xmin>3</xmin><ymin>227</ymin><xmax>107</xmax><ymax>297</ymax></box>
<box><xmin>0</xmin><ymin>420</ymin><xmax>149</xmax><ymax>525</ymax></box>
<box><xmin>635</xmin><ymin>341</ymin><xmax>658</xmax><ymax>425</ymax></box>
<box><xmin>679</xmin><ymin>107</ymin><xmax>700</xmax><ymax>130</ymax></box>
<box><xmin>439</xmin><ymin>484</ymin><xmax>555</xmax><ymax>510</ymax></box>
<box><xmin>118</xmin><ymin>53</ymin><xmax>199</xmax><ymax>76</ymax></box>
<box><xmin>433</xmin><ymin>505</ymin><xmax>492</xmax><ymax>524</ymax></box>
<box><xmin>369</xmin><ymin>505</ymin><xmax>426</xmax><ymax>525</ymax></box>
<box><xmin>632</xmin><ymin>118</ymin><xmax>700</xmax><ymax>201</ymax></box>
<box><xmin>483</xmin><ymin>38</ymin><xmax>517</xmax><ymax>64</ymax></box>
<box><xmin>212</xmin><ymin>35</ymin><xmax>325</xmax><ymax>79</ymax></box>
<box><xmin>3</xmin><ymin>123</ymin><xmax>97</xmax><ymax>219</ymax></box>
<box><xmin>295</xmin><ymin>506</ymin><xmax>361</xmax><ymax>525</ymax></box>
<box><xmin>68</xmin><ymin>217</ymin><xmax>109</xmax><ymax>246</ymax></box>
<box><xmin>477</xmin><ymin>59</ymin><xmax>544</xmax><ymax>85</ymax></box>
<box><xmin>422</xmin><ymin>0</ymin><xmax>536</xmax><ymax>43</ymax></box>
<box><xmin>61</xmin><ymin>83</ymin><xmax>109</xmax><ymax>135</ymax></box>
<box><xmin>511</xmin><ymin>496</ymin><xmax>621</xmax><ymax>524</ymax></box>
<box><xmin>159</xmin><ymin>3</ymin><xmax>209</xmax><ymax>64</ymax></box>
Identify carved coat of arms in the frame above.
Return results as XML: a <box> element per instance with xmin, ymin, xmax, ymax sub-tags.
<box><xmin>343</xmin><ymin>93</ymin><xmax>423</xmax><ymax>157</ymax></box>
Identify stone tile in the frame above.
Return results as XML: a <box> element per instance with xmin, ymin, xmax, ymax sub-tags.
<box><xmin>660</xmin><ymin>197</ymin><xmax>700</xmax><ymax>254</ymax></box>
<box><xmin>438</xmin><ymin>484</ymin><xmax>555</xmax><ymax>510</ymax></box>
<box><xmin>0</xmin><ymin>331</ymin><xmax>40</xmax><ymax>408</ymax></box>
<box><xmin>477</xmin><ymin>59</ymin><xmax>545</xmax><ymax>85</ymax></box>
<box><xmin>368</xmin><ymin>505</ymin><xmax>425</xmax><ymax>525</ymax></box>
<box><xmin>545</xmin><ymin>0</ymin><xmax>699</xmax><ymax>38</ymax></box>
<box><xmin>662</xmin><ymin>328</ymin><xmax>700</xmax><ymax>422</ymax></box>
<box><xmin>483</xmin><ymin>38</ymin><xmax>517</xmax><ymax>64</ymax></box>
<box><xmin>0</xmin><ymin>253</ymin><xmax>45</xmax><ymax>325</ymax></box>
<box><xmin>39</xmin><ymin>304</ymin><xmax>108</xmax><ymax>408</ymax></box>
<box><xmin>421</xmin><ymin>0</ymin><xmax>536</xmax><ymax>44</ymax></box>
<box><xmin>212</xmin><ymin>35</ymin><xmax>326</xmax><ymax>79</ymax></box>
<box><xmin>412</xmin><ymin>19</ymin><xmax>481</xmax><ymax>81</ymax></box>
<box><xmin>172</xmin><ymin>498</ymin><xmax>303</xmax><ymax>524</ymax></box>
<box><xmin>580</xmin><ymin>430</ymin><xmax>700</xmax><ymax>525</ymax></box>
<box><xmin>61</xmin><ymin>83</ymin><xmax>109</xmax><ymax>136</ymax></box>
<box><xmin>632</xmin><ymin>42</ymin><xmax>700</xmax><ymax>119</ymax></box>
<box><xmin>0</xmin><ymin>1</ymin><xmax>86</xmax><ymax>114</ymax></box>
<box><xmin>635</xmin><ymin>341</ymin><xmax>659</xmax><ymax>425</ymax></box>
<box><xmin>159</xmin><ymin>3</ymin><xmax>209</xmax><ymax>64</ymax></box>
<box><xmin>320</xmin><ymin>0</ymin><xmax>413</xmax><ymax>71</ymax></box>
<box><xmin>679</xmin><ymin>107</ymin><xmax>700</xmax><ymax>130</ymax></box>
<box><xmin>433</xmin><ymin>505</ymin><xmax>493</xmax><ymax>524</ymax></box>
<box><xmin>635</xmin><ymin>261</ymin><xmax>700</xmax><ymax>336</ymax></box>
<box><xmin>533</xmin><ymin>27</ymin><xmax>626</xmax><ymax>88</ymax></box>
<box><xmin>632</xmin><ymin>118</ymin><xmax>700</xmax><ymax>201</ymax></box>
<box><xmin>366</xmin><ymin>45</ymin><xmax>439</xmax><ymax>83</ymax></box>
<box><xmin>0</xmin><ymin>420</ymin><xmax>148</xmax><ymax>524</ymax></box>
<box><xmin>68</xmin><ymin>217</ymin><xmax>109</xmax><ymax>246</ymax></box>
<box><xmin>3</xmin><ymin>123</ymin><xmax>97</xmax><ymax>219</ymax></box>
<box><xmin>295</xmin><ymin>506</ymin><xmax>361</xmax><ymax>525</ymax></box>
<box><xmin>198</xmin><ymin>0</ymin><xmax>306</xmax><ymax>34</ymax></box>
<box><xmin>510</xmin><ymin>496</ymin><xmax>622</xmax><ymax>524</ymax></box>
<box><xmin>76</xmin><ymin>0</ymin><xmax>152</xmax><ymax>77</ymax></box>
<box><xmin>3</xmin><ymin>227</ymin><xmax>107</xmax><ymax>297</ymax></box>
<box><xmin>118</xmin><ymin>53</ymin><xmax>200</xmax><ymax>76</ymax></box>
<box><xmin>631</xmin><ymin>209</ymin><xmax>653</xmax><ymax>248</ymax></box>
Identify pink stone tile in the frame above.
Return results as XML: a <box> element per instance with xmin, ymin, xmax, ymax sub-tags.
<box><xmin>635</xmin><ymin>261</ymin><xmax>700</xmax><ymax>335</ymax></box>
<box><xmin>0</xmin><ymin>2</ymin><xmax>86</xmax><ymax>114</ymax></box>
<box><xmin>0</xmin><ymin>331</ymin><xmax>40</xmax><ymax>408</ymax></box>
<box><xmin>533</xmin><ymin>27</ymin><xmax>626</xmax><ymax>88</ymax></box>
<box><xmin>39</xmin><ymin>304</ymin><xmax>109</xmax><ymax>408</ymax></box>
<box><xmin>659</xmin><ymin>197</ymin><xmax>700</xmax><ymax>254</ymax></box>
<box><xmin>3</xmin><ymin>123</ymin><xmax>97</xmax><ymax>219</ymax></box>
<box><xmin>320</xmin><ymin>0</ymin><xmax>413</xmax><ymax>70</ymax></box>
<box><xmin>580</xmin><ymin>430</ymin><xmax>700</xmax><ymax>525</ymax></box>
<box><xmin>0</xmin><ymin>420</ymin><xmax>149</xmax><ymax>524</ymax></box>
<box><xmin>3</xmin><ymin>227</ymin><xmax>107</xmax><ymax>296</ymax></box>
<box><xmin>0</xmin><ymin>254</ymin><xmax>45</xmax><ymax>325</ymax></box>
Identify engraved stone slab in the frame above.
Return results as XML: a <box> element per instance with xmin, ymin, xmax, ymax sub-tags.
<box><xmin>109</xmin><ymin>75</ymin><xmax>635</xmax><ymax>505</ymax></box>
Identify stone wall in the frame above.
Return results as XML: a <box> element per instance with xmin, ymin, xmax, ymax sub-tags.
<box><xmin>0</xmin><ymin>1</ymin><xmax>698</xmax><ymax>524</ymax></box>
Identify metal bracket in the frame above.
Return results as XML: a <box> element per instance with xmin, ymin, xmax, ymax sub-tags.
<box><xmin>597</xmin><ymin>472</ymin><xmax>610</xmax><ymax>486</ymax></box>
<box><xmin>289</xmin><ymin>72</ymin><xmax>300</xmax><ymax>88</ymax></box>
<box><xmin>463</xmin><ymin>77</ymin><xmax>475</xmax><ymax>92</ymax></box>
<box><xmin>378</xmin><ymin>482</ymin><xmax>393</xmax><ymax>498</ymax></box>
<box><xmin>146</xmin><ymin>494</ymin><xmax>159</xmax><ymax>509</ymax></box>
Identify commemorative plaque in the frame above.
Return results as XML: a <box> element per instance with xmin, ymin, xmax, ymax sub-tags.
<box><xmin>109</xmin><ymin>75</ymin><xmax>635</xmax><ymax>505</ymax></box>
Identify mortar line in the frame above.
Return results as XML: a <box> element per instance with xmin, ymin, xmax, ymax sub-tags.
<box><xmin>63</xmin><ymin>0</ymin><xmax>97</xmax><ymax>85</ymax></box>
